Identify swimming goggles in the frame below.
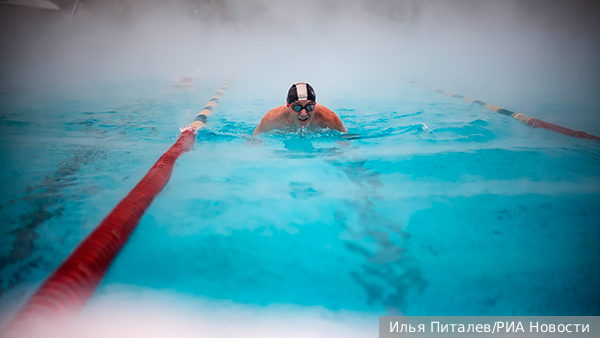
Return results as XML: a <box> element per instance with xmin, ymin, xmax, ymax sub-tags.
<box><xmin>289</xmin><ymin>102</ymin><xmax>315</xmax><ymax>112</ymax></box>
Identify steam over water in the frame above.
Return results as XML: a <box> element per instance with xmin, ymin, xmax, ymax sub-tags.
<box><xmin>2</xmin><ymin>0</ymin><xmax>599</xmax><ymax>133</ymax></box>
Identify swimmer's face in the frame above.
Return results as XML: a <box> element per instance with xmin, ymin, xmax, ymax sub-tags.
<box><xmin>288</xmin><ymin>100</ymin><xmax>316</xmax><ymax>128</ymax></box>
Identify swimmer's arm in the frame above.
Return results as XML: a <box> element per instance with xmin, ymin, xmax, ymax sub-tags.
<box><xmin>318</xmin><ymin>106</ymin><xmax>348</xmax><ymax>133</ymax></box>
<box><xmin>252</xmin><ymin>117</ymin><xmax>277</xmax><ymax>136</ymax></box>
<box><xmin>252</xmin><ymin>106</ymin><xmax>288</xmax><ymax>135</ymax></box>
<box><xmin>329</xmin><ymin>113</ymin><xmax>347</xmax><ymax>133</ymax></box>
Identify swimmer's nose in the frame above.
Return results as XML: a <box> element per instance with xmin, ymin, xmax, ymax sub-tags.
<box><xmin>298</xmin><ymin>110</ymin><xmax>309</xmax><ymax>120</ymax></box>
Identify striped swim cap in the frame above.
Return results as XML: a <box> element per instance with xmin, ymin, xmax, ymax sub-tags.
<box><xmin>287</xmin><ymin>82</ymin><xmax>316</xmax><ymax>104</ymax></box>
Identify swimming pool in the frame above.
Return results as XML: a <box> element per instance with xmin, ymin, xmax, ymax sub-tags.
<box><xmin>1</xmin><ymin>74</ymin><xmax>599</xmax><ymax>334</ymax></box>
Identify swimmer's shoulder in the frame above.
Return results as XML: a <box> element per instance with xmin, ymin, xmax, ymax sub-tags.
<box><xmin>314</xmin><ymin>104</ymin><xmax>335</xmax><ymax>116</ymax></box>
<box><xmin>262</xmin><ymin>105</ymin><xmax>291</xmax><ymax>124</ymax></box>
<box><xmin>313</xmin><ymin>105</ymin><xmax>347</xmax><ymax>132</ymax></box>
<box><xmin>265</xmin><ymin>105</ymin><xmax>289</xmax><ymax>118</ymax></box>
<box><xmin>253</xmin><ymin>105</ymin><xmax>291</xmax><ymax>135</ymax></box>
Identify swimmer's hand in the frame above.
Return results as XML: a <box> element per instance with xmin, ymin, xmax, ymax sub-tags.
<box><xmin>245</xmin><ymin>136</ymin><xmax>267</xmax><ymax>146</ymax></box>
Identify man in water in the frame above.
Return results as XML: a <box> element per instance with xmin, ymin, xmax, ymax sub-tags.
<box><xmin>252</xmin><ymin>82</ymin><xmax>347</xmax><ymax>135</ymax></box>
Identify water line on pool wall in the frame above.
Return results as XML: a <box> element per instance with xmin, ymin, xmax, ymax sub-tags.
<box><xmin>403</xmin><ymin>79</ymin><xmax>600</xmax><ymax>142</ymax></box>
<box><xmin>2</xmin><ymin>81</ymin><xmax>231</xmax><ymax>337</ymax></box>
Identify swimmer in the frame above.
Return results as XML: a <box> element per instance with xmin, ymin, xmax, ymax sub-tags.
<box><xmin>252</xmin><ymin>82</ymin><xmax>347</xmax><ymax>135</ymax></box>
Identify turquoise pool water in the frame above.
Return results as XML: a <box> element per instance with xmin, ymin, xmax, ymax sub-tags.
<box><xmin>1</xmin><ymin>75</ymin><xmax>599</xmax><ymax>328</ymax></box>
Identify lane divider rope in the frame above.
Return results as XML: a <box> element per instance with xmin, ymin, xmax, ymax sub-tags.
<box><xmin>403</xmin><ymin>79</ymin><xmax>600</xmax><ymax>142</ymax></box>
<box><xmin>3</xmin><ymin>81</ymin><xmax>231</xmax><ymax>336</ymax></box>
<box><xmin>184</xmin><ymin>83</ymin><xmax>229</xmax><ymax>131</ymax></box>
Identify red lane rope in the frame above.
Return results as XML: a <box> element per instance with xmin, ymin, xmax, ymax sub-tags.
<box><xmin>403</xmin><ymin>79</ymin><xmax>600</xmax><ymax>143</ymax></box>
<box><xmin>527</xmin><ymin>118</ymin><xmax>600</xmax><ymax>142</ymax></box>
<box><xmin>4</xmin><ymin>81</ymin><xmax>231</xmax><ymax>336</ymax></box>
<box><xmin>4</xmin><ymin>130</ymin><xmax>196</xmax><ymax>334</ymax></box>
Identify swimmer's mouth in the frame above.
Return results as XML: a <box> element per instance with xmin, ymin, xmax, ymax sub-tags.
<box><xmin>298</xmin><ymin>116</ymin><xmax>309</xmax><ymax>123</ymax></box>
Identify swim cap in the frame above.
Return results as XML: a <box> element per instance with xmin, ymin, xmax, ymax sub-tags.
<box><xmin>287</xmin><ymin>82</ymin><xmax>316</xmax><ymax>104</ymax></box>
